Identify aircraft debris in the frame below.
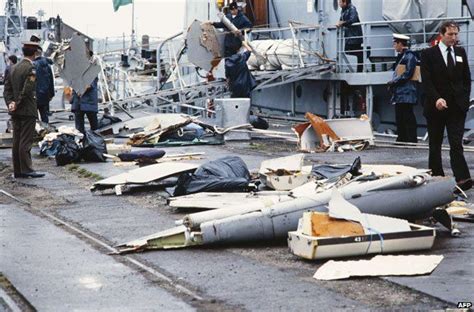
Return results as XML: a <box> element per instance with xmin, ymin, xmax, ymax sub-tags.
<box><xmin>288</xmin><ymin>190</ymin><xmax>435</xmax><ymax>260</ymax></box>
<box><xmin>294</xmin><ymin>113</ymin><xmax>374</xmax><ymax>152</ymax></box>
<box><xmin>313</xmin><ymin>255</ymin><xmax>444</xmax><ymax>280</ymax></box>
<box><xmin>116</xmin><ymin>173</ymin><xmax>455</xmax><ymax>253</ymax></box>
<box><xmin>91</xmin><ymin>162</ymin><xmax>199</xmax><ymax>193</ymax></box>
<box><xmin>259</xmin><ymin>154</ymin><xmax>313</xmax><ymax>190</ymax></box>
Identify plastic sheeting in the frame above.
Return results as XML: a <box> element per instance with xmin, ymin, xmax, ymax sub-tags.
<box><xmin>383</xmin><ymin>0</ymin><xmax>448</xmax><ymax>43</ymax></box>
<box><xmin>81</xmin><ymin>130</ymin><xmax>107</xmax><ymax>162</ymax></box>
<box><xmin>55</xmin><ymin>134</ymin><xmax>81</xmax><ymax>166</ymax></box>
<box><xmin>311</xmin><ymin>157</ymin><xmax>361</xmax><ymax>180</ymax></box>
<box><xmin>173</xmin><ymin>156</ymin><xmax>251</xmax><ymax>196</ymax></box>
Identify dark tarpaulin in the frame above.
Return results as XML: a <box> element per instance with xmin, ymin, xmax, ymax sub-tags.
<box><xmin>55</xmin><ymin>134</ymin><xmax>81</xmax><ymax>166</ymax></box>
<box><xmin>311</xmin><ymin>157</ymin><xmax>362</xmax><ymax>180</ymax></box>
<box><xmin>118</xmin><ymin>149</ymin><xmax>166</xmax><ymax>162</ymax></box>
<box><xmin>173</xmin><ymin>156</ymin><xmax>251</xmax><ymax>196</ymax></box>
<box><xmin>81</xmin><ymin>130</ymin><xmax>107</xmax><ymax>162</ymax></box>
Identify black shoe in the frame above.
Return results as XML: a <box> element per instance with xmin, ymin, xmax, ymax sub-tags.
<box><xmin>17</xmin><ymin>172</ymin><xmax>45</xmax><ymax>178</ymax></box>
<box><xmin>457</xmin><ymin>179</ymin><xmax>472</xmax><ymax>191</ymax></box>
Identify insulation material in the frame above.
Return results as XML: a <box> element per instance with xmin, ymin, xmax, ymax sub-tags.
<box><xmin>382</xmin><ymin>0</ymin><xmax>447</xmax><ymax>43</ymax></box>
<box><xmin>300</xmin><ymin>212</ymin><xmax>365</xmax><ymax>237</ymax></box>
<box><xmin>313</xmin><ymin>255</ymin><xmax>444</xmax><ymax>280</ymax></box>
<box><xmin>293</xmin><ymin>114</ymin><xmax>374</xmax><ymax>152</ymax></box>
<box><xmin>259</xmin><ymin>154</ymin><xmax>313</xmax><ymax>190</ymax></box>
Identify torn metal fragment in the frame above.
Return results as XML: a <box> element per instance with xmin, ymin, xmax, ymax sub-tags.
<box><xmin>313</xmin><ymin>255</ymin><xmax>443</xmax><ymax>280</ymax></box>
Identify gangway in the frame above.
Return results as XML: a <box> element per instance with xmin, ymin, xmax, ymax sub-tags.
<box><xmin>107</xmin><ymin>21</ymin><xmax>331</xmax><ymax>116</ymax></box>
<box><xmin>109</xmin><ymin>62</ymin><xmax>334</xmax><ymax>116</ymax></box>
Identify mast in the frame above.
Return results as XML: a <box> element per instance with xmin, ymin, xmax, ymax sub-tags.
<box><xmin>131</xmin><ymin>0</ymin><xmax>137</xmax><ymax>49</ymax></box>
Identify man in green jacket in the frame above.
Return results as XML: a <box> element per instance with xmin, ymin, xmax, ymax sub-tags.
<box><xmin>3</xmin><ymin>42</ymin><xmax>45</xmax><ymax>178</ymax></box>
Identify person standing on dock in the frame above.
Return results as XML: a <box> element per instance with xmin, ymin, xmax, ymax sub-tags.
<box><xmin>30</xmin><ymin>34</ymin><xmax>55</xmax><ymax>124</ymax></box>
<box><xmin>421</xmin><ymin>21</ymin><xmax>472</xmax><ymax>191</ymax></box>
<box><xmin>225</xmin><ymin>37</ymin><xmax>256</xmax><ymax>98</ymax></box>
<box><xmin>3</xmin><ymin>55</ymin><xmax>17</xmax><ymax>133</ymax></box>
<box><xmin>388</xmin><ymin>33</ymin><xmax>419</xmax><ymax>143</ymax></box>
<box><xmin>72</xmin><ymin>52</ymin><xmax>99</xmax><ymax>134</ymax></box>
<box><xmin>3</xmin><ymin>41</ymin><xmax>45</xmax><ymax>178</ymax></box>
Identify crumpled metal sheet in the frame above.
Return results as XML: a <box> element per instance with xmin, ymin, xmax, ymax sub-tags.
<box><xmin>186</xmin><ymin>20</ymin><xmax>225</xmax><ymax>72</ymax></box>
<box><xmin>60</xmin><ymin>33</ymin><xmax>101</xmax><ymax>95</ymax></box>
<box><xmin>382</xmin><ymin>0</ymin><xmax>447</xmax><ymax>43</ymax></box>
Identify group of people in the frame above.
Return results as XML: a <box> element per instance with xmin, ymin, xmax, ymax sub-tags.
<box><xmin>2</xmin><ymin>1</ymin><xmax>471</xmax><ymax>191</ymax></box>
<box><xmin>3</xmin><ymin>35</ymin><xmax>99</xmax><ymax>179</ymax></box>
<box><xmin>220</xmin><ymin>1</ymin><xmax>471</xmax><ymax>191</ymax></box>
<box><xmin>336</xmin><ymin>0</ymin><xmax>471</xmax><ymax>191</ymax></box>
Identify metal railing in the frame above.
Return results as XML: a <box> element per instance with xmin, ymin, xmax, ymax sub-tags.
<box><xmin>336</xmin><ymin>16</ymin><xmax>473</xmax><ymax>74</ymax></box>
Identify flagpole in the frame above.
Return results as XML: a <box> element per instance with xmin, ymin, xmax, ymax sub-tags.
<box><xmin>131</xmin><ymin>0</ymin><xmax>136</xmax><ymax>48</ymax></box>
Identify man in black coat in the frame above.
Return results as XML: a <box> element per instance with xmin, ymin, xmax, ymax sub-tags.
<box><xmin>212</xmin><ymin>1</ymin><xmax>253</xmax><ymax>57</ymax></box>
<box><xmin>225</xmin><ymin>37</ymin><xmax>256</xmax><ymax>98</ymax></box>
<box><xmin>336</xmin><ymin>0</ymin><xmax>363</xmax><ymax>72</ymax></box>
<box><xmin>421</xmin><ymin>21</ymin><xmax>472</xmax><ymax>191</ymax></box>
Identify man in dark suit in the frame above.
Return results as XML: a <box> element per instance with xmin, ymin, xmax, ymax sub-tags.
<box><xmin>3</xmin><ymin>42</ymin><xmax>45</xmax><ymax>178</ymax></box>
<box><xmin>421</xmin><ymin>21</ymin><xmax>471</xmax><ymax>191</ymax></box>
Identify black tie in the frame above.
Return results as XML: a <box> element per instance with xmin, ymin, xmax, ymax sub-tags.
<box><xmin>447</xmin><ymin>47</ymin><xmax>455</xmax><ymax>76</ymax></box>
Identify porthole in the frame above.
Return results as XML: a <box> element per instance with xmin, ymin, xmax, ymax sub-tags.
<box><xmin>296</xmin><ymin>85</ymin><xmax>303</xmax><ymax>98</ymax></box>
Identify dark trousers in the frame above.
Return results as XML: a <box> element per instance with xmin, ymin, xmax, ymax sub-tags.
<box><xmin>75</xmin><ymin>111</ymin><xmax>98</xmax><ymax>134</ymax></box>
<box><xmin>11</xmin><ymin>116</ymin><xmax>36</xmax><ymax>175</ymax></box>
<box><xmin>346</xmin><ymin>43</ymin><xmax>363</xmax><ymax>73</ymax></box>
<box><xmin>395</xmin><ymin>103</ymin><xmax>418</xmax><ymax>143</ymax></box>
<box><xmin>37</xmin><ymin>98</ymin><xmax>50</xmax><ymax>123</ymax></box>
<box><xmin>38</xmin><ymin>105</ymin><xmax>49</xmax><ymax>123</ymax></box>
<box><xmin>426</xmin><ymin>106</ymin><xmax>470</xmax><ymax>182</ymax></box>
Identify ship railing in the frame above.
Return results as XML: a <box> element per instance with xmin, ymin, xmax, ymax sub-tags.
<box><xmin>336</xmin><ymin>16</ymin><xmax>473</xmax><ymax>74</ymax></box>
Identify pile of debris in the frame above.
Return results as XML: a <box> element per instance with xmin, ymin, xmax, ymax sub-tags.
<box><xmin>102</xmin><ymin>151</ymin><xmax>468</xmax><ymax>279</ymax></box>
<box><xmin>293</xmin><ymin>113</ymin><xmax>374</xmax><ymax>152</ymax></box>
<box><xmin>39</xmin><ymin>126</ymin><xmax>107</xmax><ymax>166</ymax></box>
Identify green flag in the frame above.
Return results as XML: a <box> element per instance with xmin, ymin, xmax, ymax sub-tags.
<box><xmin>113</xmin><ymin>0</ymin><xmax>133</xmax><ymax>12</ymax></box>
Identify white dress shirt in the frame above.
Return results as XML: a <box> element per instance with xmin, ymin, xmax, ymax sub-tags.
<box><xmin>438</xmin><ymin>41</ymin><xmax>456</xmax><ymax>66</ymax></box>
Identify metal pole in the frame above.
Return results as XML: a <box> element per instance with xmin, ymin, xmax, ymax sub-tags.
<box><xmin>156</xmin><ymin>31</ymin><xmax>183</xmax><ymax>90</ymax></box>
<box><xmin>131</xmin><ymin>0</ymin><xmax>136</xmax><ymax>48</ymax></box>
<box><xmin>366</xmin><ymin>85</ymin><xmax>373</xmax><ymax>120</ymax></box>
